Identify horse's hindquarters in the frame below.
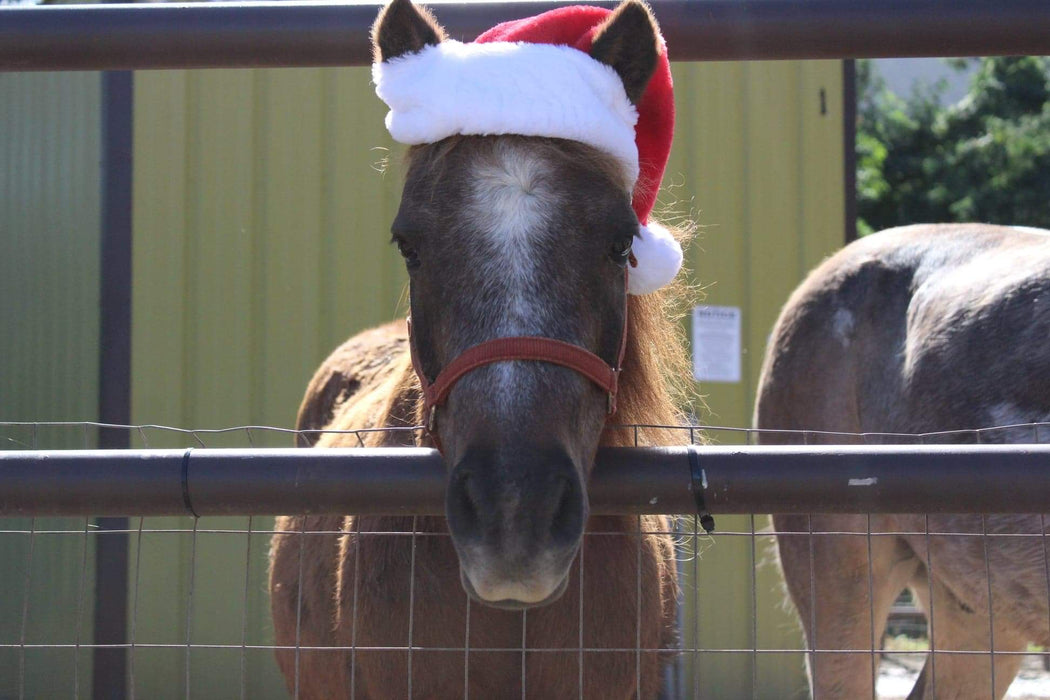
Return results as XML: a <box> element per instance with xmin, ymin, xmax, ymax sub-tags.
<box><xmin>760</xmin><ymin>225</ymin><xmax>1050</xmax><ymax>699</ymax></box>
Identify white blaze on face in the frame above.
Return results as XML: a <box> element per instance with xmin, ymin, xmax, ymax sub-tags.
<box><xmin>465</xmin><ymin>143</ymin><xmax>562</xmax><ymax>409</ymax></box>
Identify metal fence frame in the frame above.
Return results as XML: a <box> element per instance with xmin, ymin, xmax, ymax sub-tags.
<box><xmin>4</xmin><ymin>442</ymin><xmax>1050</xmax><ymax>518</ymax></box>
<box><xmin>3</xmin><ymin>0</ymin><xmax>1050</xmax><ymax>71</ymax></box>
<box><xmin>5</xmin><ymin>1</ymin><xmax>1050</xmax><ymax>697</ymax></box>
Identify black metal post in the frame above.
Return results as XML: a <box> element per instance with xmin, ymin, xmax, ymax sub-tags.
<box><xmin>94</xmin><ymin>70</ymin><xmax>133</xmax><ymax>700</ymax></box>
<box><xmin>2</xmin><ymin>0</ymin><xmax>1050</xmax><ymax>72</ymax></box>
<box><xmin>843</xmin><ymin>59</ymin><xmax>858</xmax><ymax>244</ymax></box>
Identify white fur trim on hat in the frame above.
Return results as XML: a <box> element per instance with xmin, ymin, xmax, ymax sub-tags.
<box><xmin>629</xmin><ymin>222</ymin><xmax>682</xmax><ymax>295</ymax></box>
<box><xmin>373</xmin><ymin>40</ymin><xmax>640</xmax><ymax>185</ymax></box>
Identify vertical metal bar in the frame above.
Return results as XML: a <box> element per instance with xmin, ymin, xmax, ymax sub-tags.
<box><xmin>240</xmin><ymin>516</ymin><xmax>254</xmax><ymax>700</ymax></box>
<box><xmin>749</xmin><ymin>513</ymin><xmax>758</xmax><ymax>698</ymax></box>
<box><xmin>74</xmin><ymin>517</ymin><xmax>91</xmax><ymax>699</ymax></box>
<box><xmin>633</xmin><ymin>428</ymin><xmax>641</xmax><ymax>698</ymax></box>
<box><xmin>690</xmin><ymin>428</ymin><xmax>700</xmax><ymax>700</ymax></box>
<box><xmin>520</xmin><ymin>608</ymin><xmax>527</xmax><ymax>700</ymax></box>
<box><xmin>409</xmin><ymin>517</ymin><xmax>418</xmax><ymax>700</ymax></box>
<box><xmin>669</xmin><ymin>517</ymin><xmax>686</xmax><ymax>698</ymax></box>
<box><xmin>97</xmin><ymin>78</ymin><xmax>133</xmax><ymax>443</ymax></box>
<box><xmin>924</xmin><ymin>512</ymin><xmax>936</xmax><ymax>696</ymax></box>
<box><xmin>1039</xmin><ymin>425</ymin><xmax>1050</xmax><ymax>670</ymax></box>
<box><xmin>746</xmin><ymin>429</ymin><xmax>758</xmax><ymax>699</ymax></box>
<box><xmin>860</xmin><ymin>432</ymin><xmax>876</xmax><ymax>699</ymax></box>
<box><xmin>18</xmin><ymin>518</ymin><xmax>36</xmax><ymax>700</ymax></box>
<box><xmin>842</xmin><ymin>59</ymin><xmax>857</xmax><ymax>244</ymax></box>
<box><xmin>975</xmin><ymin>430</ymin><xmax>996</xmax><ymax>697</ymax></box>
<box><xmin>184</xmin><ymin>517</ymin><xmax>200</xmax><ymax>700</ymax></box>
<box><xmin>578</xmin><ymin>530</ymin><xmax>585</xmax><ymax>699</ymax></box>
<box><xmin>350</xmin><ymin>517</ymin><xmax>361</xmax><ymax>700</ymax></box>
<box><xmin>129</xmin><ymin>517</ymin><xmax>145</xmax><ymax>700</ymax></box>
<box><xmin>20</xmin><ymin>434</ymin><xmax>37</xmax><ymax>700</ymax></box>
<box><xmin>635</xmin><ymin>514</ymin><xmax>642</xmax><ymax>700</ymax></box>
<box><xmin>982</xmin><ymin>513</ymin><xmax>996</xmax><ymax>698</ymax></box>
<box><xmin>803</xmin><ymin>431</ymin><xmax>819</xmax><ymax>699</ymax></box>
<box><xmin>463</xmin><ymin>590</ymin><xmax>471</xmax><ymax>700</ymax></box>
<box><xmin>293</xmin><ymin>518</ymin><xmax>306</xmax><ymax>700</ymax></box>
<box><xmin>866</xmin><ymin>514</ymin><xmax>876</xmax><ymax>699</ymax></box>
<box><xmin>919</xmin><ymin>431</ymin><xmax>936</xmax><ymax>697</ymax></box>
<box><xmin>95</xmin><ymin>68</ymin><xmax>133</xmax><ymax>700</ymax></box>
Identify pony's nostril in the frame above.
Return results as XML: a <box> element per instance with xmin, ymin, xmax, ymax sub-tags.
<box><xmin>447</xmin><ymin>470</ymin><xmax>483</xmax><ymax>542</ymax></box>
<box><xmin>549</xmin><ymin>477</ymin><xmax>584</xmax><ymax>547</ymax></box>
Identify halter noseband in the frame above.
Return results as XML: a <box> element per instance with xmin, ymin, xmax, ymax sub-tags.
<box><xmin>408</xmin><ymin>270</ymin><xmax>630</xmax><ymax>450</ymax></box>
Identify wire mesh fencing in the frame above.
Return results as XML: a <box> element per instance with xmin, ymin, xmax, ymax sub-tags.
<box><xmin>3</xmin><ymin>421</ymin><xmax>1050</xmax><ymax>699</ymax></box>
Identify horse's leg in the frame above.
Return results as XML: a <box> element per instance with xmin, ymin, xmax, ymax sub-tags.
<box><xmin>270</xmin><ymin>514</ymin><xmax>353</xmax><ymax>700</ymax></box>
<box><xmin>908</xmin><ymin>571</ymin><xmax>1026</xmax><ymax>700</ymax></box>
<box><xmin>905</xmin><ymin>658</ymin><xmax>929</xmax><ymax>700</ymax></box>
<box><xmin>775</xmin><ymin>514</ymin><xmax>921</xmax><ymax>699</ymax></box>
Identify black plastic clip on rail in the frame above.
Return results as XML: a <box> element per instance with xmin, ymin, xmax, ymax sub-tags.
<box><xmin>181</xmin><ymin>448</ymin><xmax>200</xmax><ymax>518</ymax></box>
<box><xmin>688</xmin><ymin>445</ymin><xmax>715</xmax><ymax>533</ymax></box>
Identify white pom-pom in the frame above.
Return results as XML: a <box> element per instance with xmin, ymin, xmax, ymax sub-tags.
<box><xmin>628</xmin><ymin>222</ymin><xmax>682</xmax><ymax>295</ymax></box>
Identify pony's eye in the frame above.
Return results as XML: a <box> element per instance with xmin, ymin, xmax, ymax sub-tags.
<box><xmin>395</xmin><ymin>239</ymin><xmax>421</xmax><ymax>270</ymax></box>
<box><xmin>610</xmin><ymin>238</ymin><xmax>633</xmax><ymax>264</ymax></box>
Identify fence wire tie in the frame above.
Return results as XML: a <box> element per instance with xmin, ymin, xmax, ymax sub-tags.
<box><xmin>181</xmin><ymin>448</ymin><xmax>200</xmax><ymax>518</ymax></box>
<box><xmin>688</xmin><ymin>445</ymin><xmax>715</xmax><ymax>533</ymax></box>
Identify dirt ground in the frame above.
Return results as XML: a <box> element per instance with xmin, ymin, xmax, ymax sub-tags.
<box><xmin>878</xmin><ymin>652</ymin><xmax>1050</xmax><ymax>699</ymax></box>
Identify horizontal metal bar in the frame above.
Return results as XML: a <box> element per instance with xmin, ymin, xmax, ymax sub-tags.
<box><xmin>2</xmin><ymin>444</ymin><xmax>1050</xmax><ymax>517</ymax></box>
<box><xmin>2</xmin><ymin>0</ymin><xmax>1049</xmax><ymax>72</ymax></box>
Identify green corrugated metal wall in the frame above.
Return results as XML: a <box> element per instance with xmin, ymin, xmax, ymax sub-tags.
<box><xmin>129</xmin><ymin>60</ymin><xmax>843</xmax><ymax>698</ymax></box>
<box><xmin>0</xmin><ymin>71</ymin><xmax>103</xmax><ymax>698</ymax></box>
<box><xmin>130</xmin><ymin>67</ymin><xmax>409</xmax><ymax>698</ymax></box>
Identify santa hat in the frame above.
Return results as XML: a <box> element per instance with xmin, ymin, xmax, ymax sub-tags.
<box><xmin>373</xmin><ymin>4</ymin><xmax>682</xmax><ymax>295</ymax></box>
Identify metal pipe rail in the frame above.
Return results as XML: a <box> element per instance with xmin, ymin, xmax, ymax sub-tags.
<box><xmin>2</xmin><ymin>0</ymin><xmax>1050</xmax><ymax>72</ymax></box>
<box><xmin>2</xmin><ymin>444</ymin><xmax>1049</xmax><ymax>517</ymax></box>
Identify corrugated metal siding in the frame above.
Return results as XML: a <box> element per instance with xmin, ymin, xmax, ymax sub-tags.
<box><xmin>132</xmin><ymin>68</ymin><xmax>405</xmax><ymax>439</ymax></box>
<box><xmin>130</xmin><ymin>60</ymin><xmax>844</xmax><ymax>697</ymax></box>
<box><xmin>131</xmin><ymin>66</ymin><xmax>406</xmax><ymax>697</ymax></box>
<box><xmin>0</xmin><ymin>71</ymin><xmax>103</xmax><ymax>698</ymax></box>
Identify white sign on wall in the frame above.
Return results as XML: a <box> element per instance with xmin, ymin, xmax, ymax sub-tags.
<box><xmin>692</xmin><ymin>305</ymin><xmax>742</xmax><ymax>383</ymax></box>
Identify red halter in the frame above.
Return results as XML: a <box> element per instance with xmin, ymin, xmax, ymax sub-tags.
<box><xmin>408</xmin><ymin>269</ymin><xmax>630</xmax><ymax>450</ymax></box>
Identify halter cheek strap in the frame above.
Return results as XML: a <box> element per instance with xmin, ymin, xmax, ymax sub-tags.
<box><xmin>409</xmin><ymin>269</ymin><xmax>630</xmax><ymax>451</ymax></box>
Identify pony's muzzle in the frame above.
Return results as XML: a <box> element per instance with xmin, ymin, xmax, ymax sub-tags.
<box><xmin>458</xmin><ymin>565</ymin><xmax>571</xmax><ymax>610</ymax></box>
<box><xmin>446</xmin><ymin>446</ymin><xmax>586</xmax><ymax>608</ymax></box>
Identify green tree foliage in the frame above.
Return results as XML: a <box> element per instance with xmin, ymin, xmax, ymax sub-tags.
<box><xmin>857</xmin><ymin>57</ymin><xmax>1050</xmax><ymax>235</ymax></box>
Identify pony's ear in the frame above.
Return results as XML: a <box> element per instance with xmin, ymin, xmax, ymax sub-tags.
<box><xmin>372</xmin><ymin>0</ymin><xmax>446</xmax><ymax>63</ymax></box>
<box><xmin>589</xmin><ymin>0</ymin><xmax>661</xmax><ymax>105</ymax></box>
